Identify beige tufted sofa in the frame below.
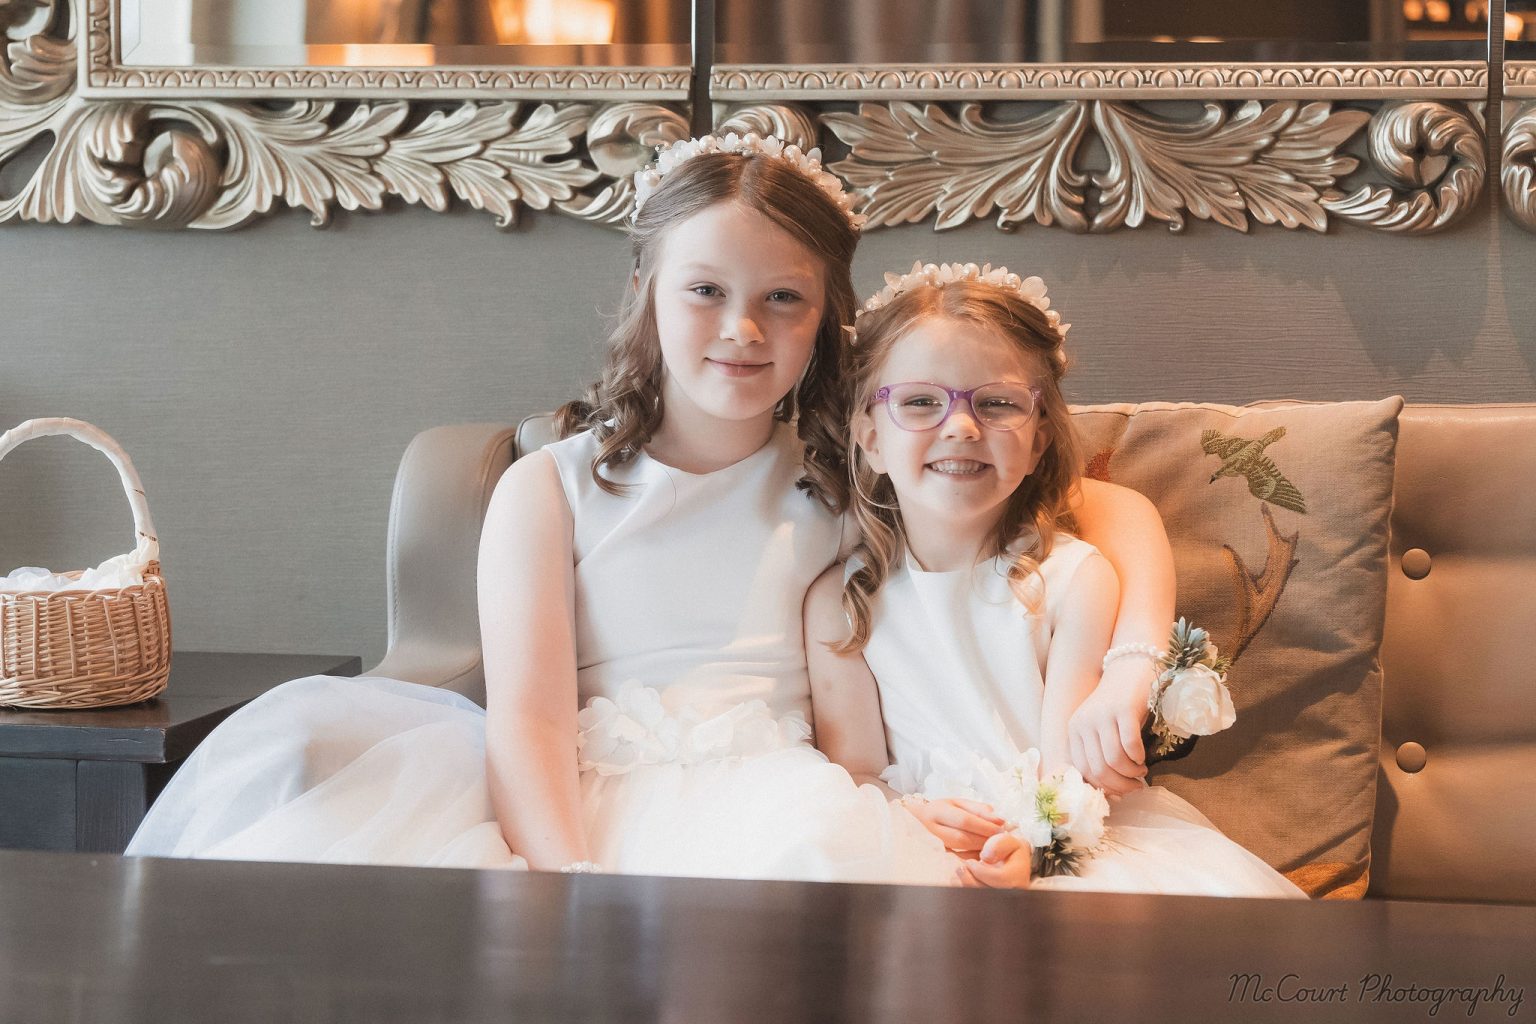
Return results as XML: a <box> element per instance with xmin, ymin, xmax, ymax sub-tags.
<box><xmin>369</xmin><ymin>405</ymin><xmax>1536</xmax><ymax>905</ymax></box>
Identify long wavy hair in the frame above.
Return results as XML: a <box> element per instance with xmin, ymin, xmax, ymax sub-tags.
<box><xmin>835</xmin><ymin>282</ymin><xmax>1083</xmax><ymax>653</ymax></box>
<box><xmin>554</xmin><ymin>152</ymin><xmax>858</xmax><ymax>511</ymax></box>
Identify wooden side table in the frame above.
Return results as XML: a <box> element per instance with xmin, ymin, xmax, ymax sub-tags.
<box><xmin>0</xmin><ymin>651</ymin><xmax>359</xmax><ymax>854</ymax></box>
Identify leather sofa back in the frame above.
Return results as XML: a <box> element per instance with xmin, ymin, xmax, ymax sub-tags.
<box><xmin>1369</xmin><ymin>405</ymin><xmax>1536</xmax><ymax>903</ymax></box>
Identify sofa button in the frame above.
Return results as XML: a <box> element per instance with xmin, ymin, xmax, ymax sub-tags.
<box><xmin>1396</xmin><ymin>742</ymin><xmax>1427</xmax><ymax>773</ymax></box>
<box><xmin>1401</xmin><ymin>549</ymin><xmax>1432</xmax><ymax>580</ymax></box>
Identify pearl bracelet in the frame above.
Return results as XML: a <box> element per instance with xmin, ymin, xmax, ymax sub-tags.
<box><xmin>559</xmin><ymin>860</ymin><xmax>602</xmax><ymax>874</ymax></box>
<box><xmin>1102</xmin><ymin>642</ymin><xmax>1165</xmax><ymax>673</ymax></box>
<box><xmin>894</xmin><ymin>793</ymin><xmax>929</xmax><ymax>809</ymax></box>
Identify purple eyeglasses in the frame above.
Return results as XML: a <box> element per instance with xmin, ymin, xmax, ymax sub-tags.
<box><xmin>871</xmin><ymin>381</ymin><xmax>1043</xmax><ymax>432</ymax></box>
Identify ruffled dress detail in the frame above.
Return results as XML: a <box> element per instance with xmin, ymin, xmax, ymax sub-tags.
<box><xmin>575</xmin><ymin>682</ymin><xmax>951</xmax><ymax>883</ymax></box>
<box><xmin>576</xmin><ymin>681</ymin><xmax>812</xmax><ymax>776</ymax></box>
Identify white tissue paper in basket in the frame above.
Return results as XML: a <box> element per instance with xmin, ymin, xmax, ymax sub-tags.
<box><xmin>1</xmin><ymin>547</ymin><xmax>151</xmax><ymax>592</ymax></box>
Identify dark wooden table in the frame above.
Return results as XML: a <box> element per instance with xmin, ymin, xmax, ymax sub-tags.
<box><xmin>0</xmin><ymin>652</ymin><xmax>360</xmax><ymax>854</ymax></box>
<box><xmin>0</xmin><ymin>851</ymin><xmax>1530</xmax><ymax>1024</ymax></box>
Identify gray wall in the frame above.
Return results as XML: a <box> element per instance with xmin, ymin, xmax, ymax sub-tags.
<box><xmin>2</xmin><ymin>204</ymin><xmax>1533</xmax><ymax>667</ymax></box>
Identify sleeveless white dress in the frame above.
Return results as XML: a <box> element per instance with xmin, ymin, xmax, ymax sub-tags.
<box><xmin>862</xmin><ymin>533</ymin><xmax>1306</xmax><ymax>898</ymax></box>
<box><xmin>128</xmin><ymin>423</ymin><xmax>954</xmax><ymax>884</ymax></box>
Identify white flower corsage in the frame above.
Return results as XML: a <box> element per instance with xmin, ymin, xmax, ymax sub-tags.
<box><xmin>1145</xmin><ymin>618</ymin><xmax>1237</xmax><ymax>761</ymax></box>
<box><xmin>905</xmin><ymin>747</ymin><xmax>1109</xmax><ymax>878</ymax></box>
<box><xmin>1029</xmin><ymin>764</ymin><xmax>1111</xmax><ymax>877</ymax></box>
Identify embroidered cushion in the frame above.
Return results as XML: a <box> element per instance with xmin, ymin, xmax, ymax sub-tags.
<box><xmin>1068</xmin><ymin>398</ymin><xmax>1404</xmax><ymax>899</ymax></box>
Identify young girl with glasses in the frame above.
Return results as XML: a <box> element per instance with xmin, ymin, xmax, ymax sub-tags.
<box><xmin>805</xmin><ymin>263</ymin><xmax>1305</xmax><ymax>895</ymax></box>
<box><xmin>130</xmin><ymin>139</ymin><xmax>1173</xmax><ymax>881</ymax></box>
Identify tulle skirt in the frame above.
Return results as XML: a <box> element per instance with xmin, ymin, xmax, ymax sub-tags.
<box><xmin>128</xmin><ymin>676</ymin><xmax>1303</xmax><ymax>897</ymax></box>
<box><xmin>1032</xmin><ymin>787</ymin><xmax>1306</xmax><ymax>898</ymax></box>
<box><xmin>885</xmin><ymin>745</ymin><xmax>1304</xmax><ymax>899</ymax></box>
<box><xmin>126</xmin><ymin>675</ymin><xmax>956</xmax><ymax>885</ymax></box>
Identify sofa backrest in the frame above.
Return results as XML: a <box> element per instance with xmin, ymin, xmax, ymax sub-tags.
<box><xmin>498</xmin><ymin>405</ymin><xmax>1536</xmax><ymax>902</ymax></box>
<box><xmin>1371</xmin><ymin>405</ymin><xmax>1536</xmax><ymax>903</ymax></box>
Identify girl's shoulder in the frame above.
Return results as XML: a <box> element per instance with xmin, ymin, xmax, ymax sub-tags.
<box><xmin>541</xmin><ymin>426</ymin><xmax>653</xmax><ymax>495</ymax></box>
<box><xmin>1044</xmin><ymin>530</ymin><xmax>1100</xmax><ymax>561</ymax></box>
<box><xmin>1007</xmin><ymin>527</ymin><xmax>1100</xmax><ymax>566</ymax></box>
<box><xmin>539</xmin><ymin>427</ymin><xmax>600</xmax><ymax>501</ymax></box>
<box><xmin>541</xmin><ymin>425</ymin><xmax>600</xmax><ymax>463</ymax></box>
<box><xmin>1000</xmin><ymin>529</ymin><xmax>1108</xmax><ymax>612</ymax></box>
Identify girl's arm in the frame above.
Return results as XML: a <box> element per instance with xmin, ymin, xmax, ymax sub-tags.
<box><xmin>477</xmin><ymin>450</ymin><xmax>590</xmax><ymax>870</ymax></box>
<box><xmin>963</xmin><ymin>551</ymin><xmax>1117</xmax><ymax>891</ymax></box>
<box><xmin>804</xmin><ymin>566</ymin><xmax>1004</xmax><ymax>852</ymax></box>
<box><xmin>803</xmin><ymin>565</ymin><xmax>894</xmax><ymax>789</ymax></box>
<box><xmin>1068</xmin><ymin>478</ymin><xmax>1177</xmax><ymax>794</ymax></box>
<box><xmin>1040</xmin><ymin>552</ymin><xmax>1121</xmax><ymax>776</ymax></box>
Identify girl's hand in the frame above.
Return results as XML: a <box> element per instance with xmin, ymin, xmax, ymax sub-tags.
<box><xmin>903</xmin><ymin>797</ymin><xmax>1006</xmax><ymax>854</ymax></box>
<box><xmin>957</xmin><ymin>831</ymin><xmax>1033</xmax><ymax>889</ymax></box>
<box><xmin>1066</xmin><ymin>659</ymin><xmax>1151</xmax><ymax>796</ymax></box>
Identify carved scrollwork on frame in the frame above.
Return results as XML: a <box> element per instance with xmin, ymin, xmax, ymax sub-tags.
<box><xmin>1318</xmin><ymin>102</ymin><xmax>1486</xmax><ymax>232</ymax></box>
<box><xmin>0</xmin><ymin>1</ymin><xmax>689</xmax><ymax>230</ymax></box>
<box><xmin>715</xmin><ymin>105</ymin><xmax>819</xmax><ymax>153</ymax></box>
<box><xmin>823</xmin><ymin>99</ymin><xmax>1485</xmax><ymax>235</ymax></box>
<box><xmin>1503</xmin><ymin>102</ymin><xmax>1536</xmax><ymax>233</ymax></box>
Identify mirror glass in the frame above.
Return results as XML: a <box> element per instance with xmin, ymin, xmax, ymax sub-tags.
<box><xmin>121</xmin><ymin>0</ymin><xmax>692</xmax><ymax>67</ymax></box>
<box><xmin>715</xmin><ymin>0</ymin><xmax>1490</xmax><ymax>64</ymax></box>
<box><xmin>1509</xmin><ymin>0</ymin><xmax>1536</xmax><ymax>59</ymax></box>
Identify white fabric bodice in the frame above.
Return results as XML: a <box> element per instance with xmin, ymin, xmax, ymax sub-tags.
<box><xmin>859</xmin><ymin>533</ymin><xmax>1105</xmax><ymax>788</ymax></box>
<box><xmin>545</xmin><ymin>422</ymin><xmax>841</xmax><ymax>724</ymax></box>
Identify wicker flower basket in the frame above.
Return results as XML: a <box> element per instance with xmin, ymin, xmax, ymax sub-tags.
<box><xmin>0</xmin><ymin>418</ymin><xmax>172</xmax><ymax>709</ymax></box>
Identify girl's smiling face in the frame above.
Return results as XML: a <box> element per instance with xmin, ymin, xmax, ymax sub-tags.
<box><xmin>651</xmin><ymin>201</ymin><xmax>826</xmax><ymax>431</ymax></box>
<box><xmin>854</xmin><ymin>316</ymin><xmax>1052</xmax><ymax>564</ymax></box>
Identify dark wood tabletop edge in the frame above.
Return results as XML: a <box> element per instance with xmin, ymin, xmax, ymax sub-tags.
<box><xmin>11</xmin><ymin>849</ymin><xmax>1536</xmax><ymax>916</ymax></box>
<box><xmin>2</xmin><ymin>851</ymin><xmax>1533</xmax><ymax>1024</ymax></box>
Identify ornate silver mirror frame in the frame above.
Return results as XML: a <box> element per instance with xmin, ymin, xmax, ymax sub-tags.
<box><xmin>0</xmin><ymin>0</ymin><xmax>1518</xmax><ymax>235</ymax></box>
<box><xmin>1</xmin><ymin>0</ymin><xmax>695</xmax><ymax>228</ymax></box>
<box><xmin>1506</xmin><ymin>61</ymin><xmax>1536</xmax><ymax>230</ymax></box>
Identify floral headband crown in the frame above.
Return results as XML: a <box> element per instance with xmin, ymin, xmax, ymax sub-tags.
<box><xmin>854</xmin><ymin>261</ymin><xmax>1071</xmax><ymax>342</ymax></box>
<box><xmin>631</xmin><ymin>132</ymin><xmax>867</xmax><ymax>231</ymax></box>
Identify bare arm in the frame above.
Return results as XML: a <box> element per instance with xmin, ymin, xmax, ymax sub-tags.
<box><xmin>478</xmin><ymin>450</ymin><xmax>589</xmax><ymax>869</ymax></box>
<box><xmin>1041</xmin><ymin>552</ymin><xmax>1120</xmax><ymax>775</ymax></box>
<box><xmin>1074</xmin><ymin>478</ymin><xmax>1176</xmax><ymax>656</ymax></box>
<box><xmin>1067</xmin><ymin>478</ymin><xmax>1177</xmax><ymax>792</ymax></box>
<box><xmin>803</xmin><ymin>565</ymin><xmax>891</xmax><ymax>789</ymax></box>
<box><xmin>959</xmin><ymin>551</ymin><xmax>1120</xmax><ymax>892</ymax></box>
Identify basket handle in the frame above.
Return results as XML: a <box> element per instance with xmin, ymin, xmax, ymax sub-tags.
<box><xmin>0</xmin><ymin>418</ymin><xmax>160</xmax><ymax>567</ymax></box>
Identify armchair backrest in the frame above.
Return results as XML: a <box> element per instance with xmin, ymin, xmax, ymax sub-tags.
<box><xmin>370</xmin><ymin>422</ymin><xmax>519</xmax><ymax>703</ymax></box>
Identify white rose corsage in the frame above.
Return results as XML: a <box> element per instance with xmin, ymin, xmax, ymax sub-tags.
<box><xmin>1145</xmin><ymin>618</ymin><xmax>1237</xmax><ymax>761</ymax></box>
<box><xmin>1026</xmin><ymin>762</ymin><xmax>1111</xmax><ymax>878</ymax></box>
<box><xmin>900</xmin><ymin>748</ymin><xmax>1110</xmax><ymax>878</ymax></box>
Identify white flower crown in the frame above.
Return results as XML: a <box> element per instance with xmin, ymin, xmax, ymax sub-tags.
<box><xmin>631</xmin><ymin>132</ymin><xmax>867</xmax><ymax>230</ymax></box>
<box><xmin>856</xmin><ymin>261</ymin><xmax>1071</xmax><ymax>339</ymax></box>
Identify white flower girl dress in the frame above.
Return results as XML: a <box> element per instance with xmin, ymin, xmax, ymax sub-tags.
<box><xmin>128</xmin><ymin>423</ymin><xmax>954</xmax><ymax>884</ymax></box>
<box><xmin>862</xmin><ymin>533</ymin><xmax>1307</xmax><ymax>898</ymax></box>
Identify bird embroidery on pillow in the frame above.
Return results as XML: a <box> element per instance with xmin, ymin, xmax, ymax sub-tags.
<box><xmin>1200</xmin><ymin>426</ymin><xmax>1307</xmax><ymax>514</ymax></box>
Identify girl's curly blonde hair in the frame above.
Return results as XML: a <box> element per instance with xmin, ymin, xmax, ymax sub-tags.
<box><xmin>835</xmin><ymin>281</ymin><xmax>1083</xmax><ymax>653</ymax></box>
<box><xmin>555</xmin><ymin>151</ymin><xmax>858</xmax><ymax>512</ymax></box>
